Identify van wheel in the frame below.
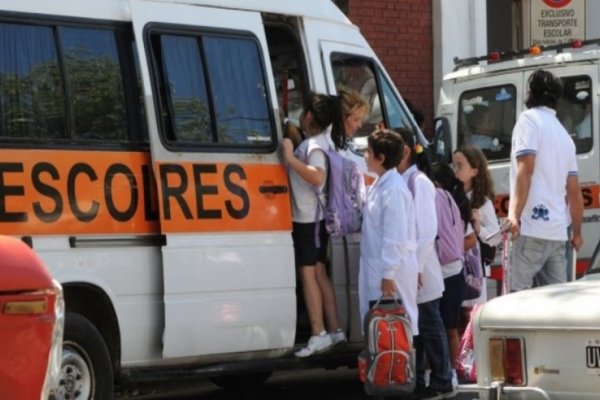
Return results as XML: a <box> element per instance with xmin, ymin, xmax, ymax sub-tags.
<box><xmin>210</xmin><ymin>371</ymin><xmax>272</xmax><ymax>390</ymax></box>
<box><xmin>54</xmin><ymin>313</ymin><xmax>114</xmax><ymax>400</ymax></box>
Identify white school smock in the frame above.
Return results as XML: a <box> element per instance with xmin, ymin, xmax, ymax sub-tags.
<box><xmin>359</xmin><ymin>169</ymin><xmax>419</xmax><ymax>335</ymax></box>
<box><xmin>462</xmin><ymin>194</ymin><xmax>500</xmax><ymax>307</ymax></box>
<box><xmin>402</xmin><ymin>165</ymin><xmax>445</xmax><ymax>304</ymax></box>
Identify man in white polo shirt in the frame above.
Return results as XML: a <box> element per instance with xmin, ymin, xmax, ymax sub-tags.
<box><xmin>507</xmin><ymin>69</ymin><xmax>584</xmax><ymax>291</ymax></box>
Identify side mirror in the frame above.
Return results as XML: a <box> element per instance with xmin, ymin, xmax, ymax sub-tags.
<box><xmin>431</xmin><ymin>117</ymin><xmax>452</xmax><ymax>164</ymax></box>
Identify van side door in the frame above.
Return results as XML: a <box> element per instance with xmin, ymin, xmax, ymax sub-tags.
<box><xmin>130</xmin><ymin>0</ymin><xmax>295</xmax><ymax>358</ymax></box>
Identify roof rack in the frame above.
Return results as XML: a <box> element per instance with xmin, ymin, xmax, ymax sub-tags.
<box><xmin>453</xmin><ymin>38</ymin><xmax>600</xmax><ymax>70</ymax></box>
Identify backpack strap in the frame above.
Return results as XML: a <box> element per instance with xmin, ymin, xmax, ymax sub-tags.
<box><xmin>305</xmin><ymin>144</ymin><xmax>330</xmax><ymax>248</ymax></box>
<box><xmin>406</xmin><ymin>169</ymin><xmax>423</xmax><ymax>197</ymax></box>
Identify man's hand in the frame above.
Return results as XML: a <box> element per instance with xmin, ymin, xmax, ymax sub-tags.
<box><xmin>571</xmin><ymin>232</ymin><xmax>583</xmax><ymax>252</ymax></box>
<box><xmin>506</xmin><ymin>215</ymin><xmax>521</xmax><ymax>240</ymax></box>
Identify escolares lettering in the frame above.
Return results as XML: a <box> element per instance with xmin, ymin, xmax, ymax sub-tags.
<box><xmin>0</xmin><ymin>161</ymin><xmax>249</xmax><ymax>224</ymax></box>
<box><xmin>0</xmin><ymin>161</ymin><xmax>158</xmax><ymax>224</ymax></box>
<box><xmin>159</xmin><ymin>163</ymin><xmax>249</xmax><ymax>221</ymax></box>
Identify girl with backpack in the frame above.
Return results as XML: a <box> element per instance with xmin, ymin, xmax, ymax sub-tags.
<box><xmin>429</xmin><ymin>162</ymin><xmax>477</xmax><ymax>386</ymax></box>
<box><xmin>452</xmin><ymin>145</ymin><xmax>501</xmax><ymax>323</ymax></box>
<box><xmin>396</xmin><ymin>128</ymin><xmax>455</xmax><ymax>400</ymax></box>
<box><xmin>281</xmin><ymin>91</ymin><xmax>368</xmax><ymax>357</ymax></box>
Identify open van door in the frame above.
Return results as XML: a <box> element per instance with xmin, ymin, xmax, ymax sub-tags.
<box><xmin>130</xmin><ymin>0</ymin><xmax>295</xmax><ymax>358</ymax></box>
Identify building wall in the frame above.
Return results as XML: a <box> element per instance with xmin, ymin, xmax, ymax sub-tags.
<box><xmin>346</xmin><ymin>0</ymin><xmax>434</xmax><ymax>136</ymax></box>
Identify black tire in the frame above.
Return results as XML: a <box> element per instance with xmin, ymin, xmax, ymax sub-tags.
<box><xmin>210</xmin><ymin>371</ymin><xmax>272</xmax><ymax>391</ymax></box>
<box><xmin>54</xmin><ymin>312</ymin><xmax>114</xmax><ymax>400</ymax></box>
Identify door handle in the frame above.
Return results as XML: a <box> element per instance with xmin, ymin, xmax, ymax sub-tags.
<box><xmin>259</xmin><ymin>185</ymin><xmax>288</xmax><ymax>194</ymax></box>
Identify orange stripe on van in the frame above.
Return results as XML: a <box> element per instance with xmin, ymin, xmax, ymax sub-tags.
<box><xmin>154</xmin><ymin>161</ymin><xmax>291</xmax><ymax>233</ymax></box>
<box><xmin>0</xmin><ymin>150</ymin><xmax>292</xmax><ymax>235</ymax></box>
<box><xmin>0</xmin><ymin>149</ymin><xmax>158</xmax><ymax>235</ymax></box>
<box><xmin>494</xmin><ymin>184</ymin><xmax>600</xmax><ymax>217</ymax></box>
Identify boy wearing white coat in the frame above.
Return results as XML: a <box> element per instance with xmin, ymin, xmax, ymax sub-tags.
<box><xmin>359</xmin><ymin>129</ymin><xmax>419</xmax><ymax>337</ymax></box>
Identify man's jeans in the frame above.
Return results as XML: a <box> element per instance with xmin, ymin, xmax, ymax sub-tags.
<box><xmin>509</xmin><ymin>235</ymin><xmax>567</xmax><ymax>292</ymax></box>
<box><xmin>414</xmin><ymin>298</ymin><xmax>452</xmax><ymax>390</ymax></box>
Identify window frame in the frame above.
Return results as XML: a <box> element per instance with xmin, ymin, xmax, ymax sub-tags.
<box><xmin>145</xmin><ymin>23</ymin><xmax>277</xmax><ymax>154</ymax></box>
<box><xmin>456</xmin><ymin>83</ymin><xmax>517</xmax><ymax>162</ymax></box>
<box><xmin>0</xmin><ymin>13</ymin><xmax>147</xmax><ymax>151</ymax></box>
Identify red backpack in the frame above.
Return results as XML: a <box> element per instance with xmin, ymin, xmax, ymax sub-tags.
<box><xmin>357</xmin><ymin>299</ymin><xmax>416</xmax><ymax>396</ymax></box>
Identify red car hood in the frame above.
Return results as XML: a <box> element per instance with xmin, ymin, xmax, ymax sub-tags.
<box><xmin>0</xmin><ymin>236</ymin><xmax>53</xmax><ymax>292</ymax></box>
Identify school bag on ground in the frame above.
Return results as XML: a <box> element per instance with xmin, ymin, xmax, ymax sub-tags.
<box><xmin>357</xmin><ymin>298</ymin><xmax>416</xmax><ymax>397</ymax></box>
<box><xmin>312</xmin><ymin>145</ymin><xmax>363</xmax><ymax>237</ymax></box>
<box><xmin>407</xmin><ymin>172</ymin><xmax>464</xmax><ymax>266</ymax></box>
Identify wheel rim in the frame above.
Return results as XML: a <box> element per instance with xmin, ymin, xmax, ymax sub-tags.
<box><xmin>54</xmin><ymin>342</ymin><xmax>94</xmax><ymax>400</ymax></box>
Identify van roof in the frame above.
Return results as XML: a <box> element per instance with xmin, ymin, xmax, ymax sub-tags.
<box><xmin>174</xmin><ymin>0</ymin><xmax>351</xmax><ymax>23</ymax></box>
<box><xmin>1</xmin><ymin>0</ymin><xmax>351</xmax><ymax>26</ymax></box>
<box><xmin>444</xmin><ymin>46</ymin><xmax>600</xmax><ymax>82</ymax></box>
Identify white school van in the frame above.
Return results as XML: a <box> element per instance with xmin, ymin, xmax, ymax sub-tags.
<box><xmin>0</xmin><ymin>0</ymin><xmax>421</xmax><ymax>398</ymax></box>
<box><xmin>435</xmin><ymin>41</ymin><xmax>600</xmax><ymax>281</ymax></box>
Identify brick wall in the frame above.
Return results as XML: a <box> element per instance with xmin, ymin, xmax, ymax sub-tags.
<box><xmin>347</xmin><ymin>0</ymin><xmax>433</xmax><ymax>137</ymax></box>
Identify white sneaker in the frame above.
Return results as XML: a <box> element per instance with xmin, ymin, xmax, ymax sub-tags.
<box><xmin>330</xmin><ymin>329</ymin><xmax>347</xmax><ymax>346</ymax></box>
<box><xmin>294</xmin><ymin>331</ymin><xmax>333</xmax><ymax>357</ymax></box>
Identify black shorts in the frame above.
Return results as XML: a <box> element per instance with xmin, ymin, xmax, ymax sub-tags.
<box><xmin>440</xmin><ymin>270</ymin><xmax>466</xmax><ymax>329</ymax></box>
<box><xmin>292</xmin><ymin>221</ymin><xmax>329</xmax><ymax>267</ymax></box>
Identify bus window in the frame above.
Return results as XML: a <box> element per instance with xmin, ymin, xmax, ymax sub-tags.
<box><xmin>331</xmin><ymin>54</ymin><xmax>414</xmax><ymax>141</ymax></box>
<box><xmin>0</xmin><ymin>21</ymin><xmax>144</xmax><ymax>146</ymax></box>
<box><xmin>457</xmin><ymin>85</ymin><xmax>516</xmax><ymax>161</ymax></box>
<box><xmin>331</xmin><ymin>54</ymin><xmax>382</xmax><ymax>137</ymax></box>
<box><xmin>150</xmin><ymin>30</ymin><xmax>274</xmax><ymax>150</ymax></box>
<box><xmin>0</xmin><ymin>22</ymin><xmax>65</xmax><ymax>140</ymax></box>
<box><xmin>378</xmin><ymin>71</ymin><xmax>413</xmax><ymax>131</ymax></box>
<box><xmin>557</xmin><ymin>75</ymin><xmax>593</xmax><ymax>154</ymax></box>
<box><xmin>60</xmin><ymin>27</ymin><xmax>128</xmax><ymax>142</ymax></box>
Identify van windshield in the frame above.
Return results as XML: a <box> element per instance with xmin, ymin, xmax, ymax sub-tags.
<box><xmin>457</xmin><ymin>85</ymin><xmax>516</xmax><ymax>161</ymax></box>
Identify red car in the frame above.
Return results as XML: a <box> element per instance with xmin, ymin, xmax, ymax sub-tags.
<box><xmin>0</xmin><ymin>236</ymin><xmax>64</xmax><ymax>399</ymax></box>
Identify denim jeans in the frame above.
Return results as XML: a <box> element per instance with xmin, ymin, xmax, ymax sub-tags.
<box><xmin>509</xmin><ymin>235</ymin><xmax>567</xmax><ymax>292</ymax></box>
<box><xmin>414</xmin><ymin>298</ymin><xmax>452</xmax><ymax>390</ymax></box>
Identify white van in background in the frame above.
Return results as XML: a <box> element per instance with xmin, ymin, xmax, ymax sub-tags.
<box><xmin>0</xmin><ymin>0</ymin><xmax>422</xmax><ymax>398</ymax></box>
<box><xmin>435</xmin><ymin>40</ymin><xmax>600</xmax><ymax>283</ymax></box>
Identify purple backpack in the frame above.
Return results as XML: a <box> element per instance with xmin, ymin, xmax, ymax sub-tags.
<box><xmin>311</xmin><ymin>146</ymin><xmax>363</xmax><ymax>237</ymax></box>
<box><xmin>434</xmin><ymin>188</ymin><xmax>465</xmax><ymax>265</ymax></box>
<box><xmin>407</xmin><ymin>172</ymin><xmax>464</xmax><ymax>265</ymax></box>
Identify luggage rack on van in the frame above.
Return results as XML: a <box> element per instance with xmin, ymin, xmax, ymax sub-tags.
<box><xmin>453</xmin><ymin>38</ymin><xmax>600</xmax><ymax>70</ymax></box>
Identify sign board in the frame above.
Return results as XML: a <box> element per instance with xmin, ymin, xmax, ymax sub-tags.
<box><xmin>530</xmin><ymin>0</ymin><xmax>586</xmax><ymax>46</ymax></box>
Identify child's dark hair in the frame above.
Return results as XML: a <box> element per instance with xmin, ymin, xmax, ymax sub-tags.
<box><xmin>429</xmin><ymin>162</ymin><xmax>471</xmax><ymax>232</ymax></box>
<box><xmin>368</xmin><ymin>129</ymin><xmax>404</xmax><ymax>170</ymax></box>
<box><xmin>303</xmin><ymin>92</ymin><xmax>335</xmax><ymax>131</ymax></box>
<box><xmin>454</xmin><ymin>145</ymin><xmax>495</xmax><ymax>209</ymax></box>
<box><xmin>394</xmin><ymin>127</ymin><xmax>430</xmax><ymax>175</ymax></box>
<box><xmin>525</xmin><ymin>69</ymin><xmax>562</xmax><ymax>110</ymax></box>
